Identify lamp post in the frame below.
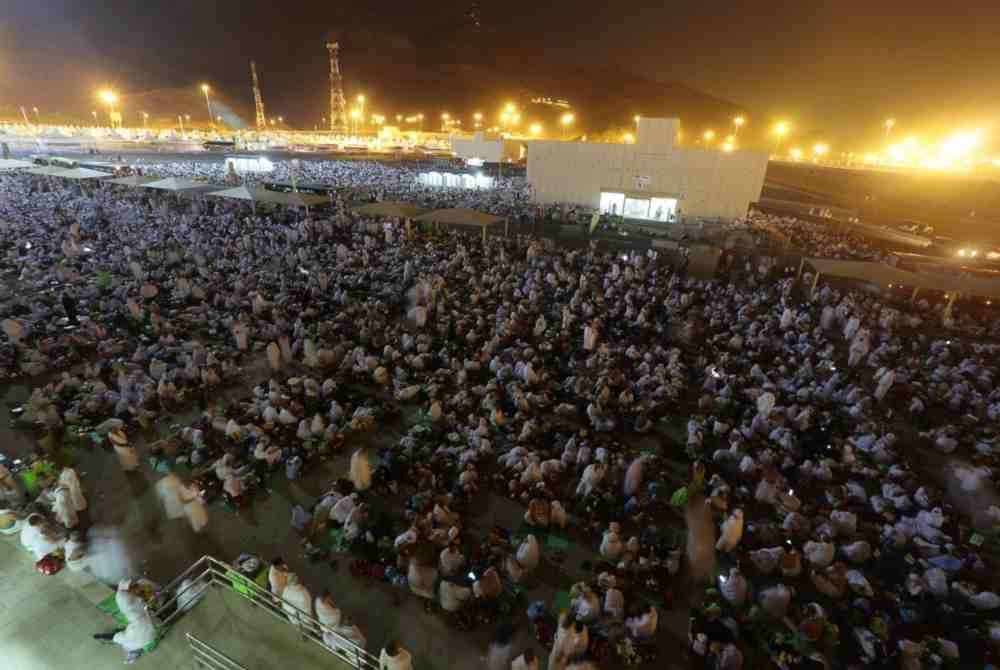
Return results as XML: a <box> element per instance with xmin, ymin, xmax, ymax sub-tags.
<box><xmin>733</xmin><ymin>115</ymin><xmax>745</xmax><ymax>138</ymax></box>
<box><xmin>97</xmin><ymin>89</ymin><xmax>118</xmax><ymax>128</ymax></box>
<box><xmin>356</xmin><ymin>95</ymin><xmax>366</xmax><ymax>132</ymax></box>
<box><xmin>201</xmin><ymin>84</ymin><xmax>215</xmax><ymax>127</ymax></box>
<box><xmin>772</xmin><ymin>121</ymin><xmax>790</xmax><ymax>156</ymax></box>
<box><xmin>141</xmin><ymin>111</ymin><xmax>149</xmax><ymax>129</ymax></box>
<box><xmin>883</xmin><ymin>118</ymin><xmax>895</xmax><ymax>142</ymax></box>
<box><xmin>178</xmin><ymin>115</ymin><xmax>185</xmax><ymax>133</ymax></box>
<box><xmin>560</xmin><ymin>112</ymin><xmax>574</xmax><ymax>140</ymax></box>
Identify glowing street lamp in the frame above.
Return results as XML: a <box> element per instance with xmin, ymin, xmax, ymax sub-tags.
<box><xmin>703</xmin><ymin>129</ymin><xmax>715</xmax><ymax>143</ymax></box>
<box><xmin>141</xmin><ymin>111</ymin><xmax>149</xmax><ymax>128</ymax></box>
<box><xmin>560</xmin><ymin>112</ymin><xmax>574</xmax><ymax>139</ymax></box>
<box><xmin>474</xmin><ymin>112</ymin><xmax>483</xmax><ymax>129</ymax></box>
<box><xmin>91</xmin><ymin>110</ymin><xmax>98</xmax><ymax>124</ymax></box>
<box><xmin>200</xmin><ymin>84</ymin><xmax>215</xmax><ymax>126</ymax></box>
<box><xmin>772</xmin><ymin>121</ymin><xmax>790</xmax><ymax>154</ymax></box>
<box><xmin>722</xmin><ymin>142</ymin><xmax>735</xmax><ymax>153</ymax></box>
<box><xmin>813</xmin><ymin>143</ymin><xmax>829</xmax><ymax>159</ymax></box>
<box><xmin>530</xmin><ymin>122</ymin><xmax>542</xmax><ymax>137</ymax></box>
<box><xmin>623</xmin><ymin>132</ymin><xmax>635</xmax><ymax>143</ymax></box>
<box><xmin>32</xmin><ymin>107</ymin><xmax>39</xmax><ymax>122</ymax></box>
<box><xmin>350</xmin><ymin>108</ymin><xmax>362</xmax><ymax>135</ymax></box>
<box><xmin>884</xmin><ymin>117</ymin><xmax>895</xmax><ymax>140</ymax></box>
<box><xmin>97</xmin><ymin>89</ymin><xmax>118</xmax><ymax>127</ymax></box>
<box><xmin>790</xmin><ymin>147</ymin><xmax>803</xmax><ymax>160</ymax></box>
<box><xmin>733</xmin><ymin>115</ymin><xmax>745</xmax><ymax>137</ymax></box>
<box><xmin>634</xmin><ymin>115</ymin><xmax>640</xmax><ymax>124</ymax></box>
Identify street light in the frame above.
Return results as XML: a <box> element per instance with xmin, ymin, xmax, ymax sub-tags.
<box><xmin>772</xmin><ymin>121</ymin><xmax>790</xmax><ymax>154</ymax></box>
<box><xmin>813</xmin><ymin>143</ymin><xmax>829</xmax><ymax>159</ymax></box>
<box><xmin>200</xmin><ymin>84</ymin><xmax>214</xmax><ymax>127</ymax></box>
<box><xmin>733</xmin><ymin>115</ymin><xmax>745</xmax><ymax>137</ymax></box>
<box><xmin>884</xmin><ymin>118</ymin><xmax>896</xmax><ymax>141</ymax></box>
<box><xmin>350</xmin><ymin>108</ymin><xmax>362</xmax><ymax>135</ymax></box>
<box><xmin>97</xmin><ymin>89</ymin><xmax>118</xmax><ymax>127</ymax></box>
<box><xmin>141</xmin><ymin>111</ymin><xmax>149</xmax><ymax>129</ymax></box>
<box><xmin>790</xmin><ymin>148</ymin><xmax>803</xmax><ymax>160</ymax></box>
<box><xmin>474</xmin><ymin>112</ymin><xmax>483</xmax><ymax>129</ymax></box>
<box><xmin>530</xmin><ymin>122</ymin><xmax>542</xmax><ymax>137</ymax></box>
<box><xmin>623</xmin><ymin>132</ymin><xmax>634</xmax><ymax>143</ymax></box>
<box><xmin>560</xmin><ymin>112</ymin><xmax>574</xmax><ymax>139</ymax></box>
<box><xmin>703</xmin><ymin>130</ymin><xmax>715</xmax><ymax>143</ymax></box>
<box><xmin>634</xmin><ymin>115</ymin><xmax>640</xmax><ymax>124</ymax></box>
<box><xmin>32</xmin><ymin>107</ymin><xmax>39</xmax><ymax>122</ymax></box>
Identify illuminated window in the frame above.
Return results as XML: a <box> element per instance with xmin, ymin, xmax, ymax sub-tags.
<box><xmin>624</xmin><ymin>197</ymin><xmax>650</xmax><ymax>219</ymax></box>
<box><xmin>649</xmin><ymin>197</ymin><xmax>678</xmax><ymax>222</ymax></box>
<box><xmin>600</xmin><ymin>192</ymin><xmax>625</xmax><ymax>216</ymax></box>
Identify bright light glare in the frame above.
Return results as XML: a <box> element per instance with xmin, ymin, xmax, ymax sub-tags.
<box><xmin>529</xmin><ymin>122</ymin><xmax>542</xmax><ymax>136</ymax></box>
<box><xmin>790</xmin><ymin>148</ymin><xmax>803</xmax><ymax>160</ymax></box>
<box><xmin>773</xmin><ymin>121</ymin><xmax>789</xmax><ymax>136</ymax></box>
<box><xmin>813</xmin><ymin>143</ymin><xmax>829</xmax><ymax>155</ymax></box>
<box><xmin>560</xmin><ymin>113</ymin><xmax>574</xmax><ymax>126</ymax></box>
<box><xmin>734</xmin><ymin>115</ymin><xmax>745</xmax><ymax>127</ymax></box>
<box><xmin>703</xmin><ymin>130</ymin><xmax>715</xmax><ymax>141</ymax></box>
<box><xmin>98</xmin><ymin>89</ymin><xmax>117</xmax><ymax>105</ymax></box>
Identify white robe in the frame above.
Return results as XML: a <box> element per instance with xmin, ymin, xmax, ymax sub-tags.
<box><xmin>282</xmin><ymin>582</ymin><xmax>313</xmax><ymax>626</ymax></box>
<box><xmin>180</xmin><ymin>484</ymin><xmax>208</xmax><ymax>533</ymax></box>
<box><xmin>52</xmin><ymin>487</ymin><xmax>78</xmax><ymax>528</ymax></box>
<box><xmin>58</xmin><ymin>468</ymin><xmax>87</xmax><ymax>511</ymax></box>
<box><xmin>349</xmin><ymin>449</ymin><xmax>372</xmax><ymax>492</ymax></box>
<box><xmin>21</xmin><ymin>520</ymin><xmax>63</xmax><ymax>560</ymax></box>
<box><xmin>379</xmin><ymin>648</ymin><xmax>413</xmax><ymax>670</ymax></box>
<box><xmin>156</xmin><ymin>475</ymin><xmax>186</xmax><ymax>520</ymax></box>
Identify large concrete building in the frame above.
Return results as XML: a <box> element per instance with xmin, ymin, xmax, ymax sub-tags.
<box><xmin>527</xmin><ymin>118</ymin><xmax>768</xmax><ymax>222</ymax></box>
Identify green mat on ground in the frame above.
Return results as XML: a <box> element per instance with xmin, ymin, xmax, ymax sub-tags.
<box><xmin>555</xmin><ymin>590</ymin><xmax>571</xmax><ymax>612</ymax></box>
<box><xmin>96</xmin><ymin>595</ymin><xmax>162</xmax><ymax>653</ymax></box>
<box><xmin>315</xmin><ymin>526</ymin><xmax>344</xmax><ymax>550</ymax></box>
<box><xmin>17</xmin><ymin>462</ymin><xmax>57</xmax><ymax>497</ymax></box>
<box><xmin>545</xmin><ymin>535</ymin><xmax>570</xmax><ymax>551</ymax></box>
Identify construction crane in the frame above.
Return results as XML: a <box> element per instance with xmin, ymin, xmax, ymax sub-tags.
<box><xmin>250</xmin><ymin>61</ymin><xmax>266</xmax><ymax>130</ymax></box>
<box><xmin>326</xmin><ymin>42</ymin><xmax>348</xmax><ymax>135</ymax></box>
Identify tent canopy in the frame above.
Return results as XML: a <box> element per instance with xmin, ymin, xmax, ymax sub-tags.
<box><xmin>23</xmin><ymin>165</ymin><xmax>70</xmax><ymax>176</ymax></box>
<box><xmin>412</xmin><ymin>208</ymin><xmax>505</xmax><ymax>227</ymax></box>
<box><xmin>206</xmin><ymin>185</ymin><xmax>329</xmax><ymax>208</ymax></box>
<box><xmin>49</xmin><ymin>168</ymin><xmax>111</xmax><ymax>180</ymax></box>
<box><xmin>0</xmin><ymin>159</ymin><xmax>33</xmax><ymax>171</ymax></box>
<box><xmin>354</xmin><ymin>201</ymin><xmax>429</xmax><ymax>218</ymax></box>
<box><xmin>141</xmin><ymin>177</ymin><xmax>219</xmax><ymax>192</ymax></box>
<box><xmin>103</xmin><ymin>175</ymin><xmax>160</xmax><ymax>186</ymax></box>
<box><xmin>804</xmin><ymin>258</ymin><xmax>1000</xmax><ymax>300</ymax></box>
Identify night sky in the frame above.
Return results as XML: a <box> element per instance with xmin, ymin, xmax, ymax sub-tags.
<box><xmin>3</xmin><ymin>0</ymin><xmax>1000</xmax><ymax>146</ymax></box>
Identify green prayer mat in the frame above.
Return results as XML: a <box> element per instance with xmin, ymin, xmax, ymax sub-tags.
<box><xmin>17</xmin><ymin>462</ymin><xmax>57</xmax><ymax>497</ymax></box>
<box><xmin>95</xmin><ymin>595</ymin><xmax>160</xmax><ymax>652</ymax></box>
<box><xmin>555</xmin><ymin>590</ymin><xmax>571</xmax><ymax>612</ymax></box>
<box><xmin>546</xmin><ymin>535</ymin><xmax>570</xmax><ymax>551</ymax></box>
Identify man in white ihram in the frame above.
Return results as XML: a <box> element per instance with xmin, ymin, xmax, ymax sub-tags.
<box><xmin>93</xmin><ymin>580</ymin><xmax>157</xmax><ymax>664</ymax></box>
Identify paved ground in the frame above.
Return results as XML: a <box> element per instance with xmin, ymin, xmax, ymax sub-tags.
<box><xmin>0</xmin><ymin>537</ymin><xmax>353</xmax><ymax>669</ymax></box>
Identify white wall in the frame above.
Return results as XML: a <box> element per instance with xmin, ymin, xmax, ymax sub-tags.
<box><xmin>526</xmin><ymin>119</ymin><xmax>768</xmax><ymax>221</ymax></box>
<box><xmin>451</xmin><ymin>132</ymin><xmax>521</xmax><ymax>163</ymax></box>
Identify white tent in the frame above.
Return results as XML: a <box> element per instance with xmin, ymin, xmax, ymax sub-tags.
<box><xmin>0</xmin><ymin>159</ymin><xmax>33</xmax><ymax>171</ymax></box>
<box><xmin>49</xmin><ymin>168</ymin><xmax>111</xmax><ymax>180</ymax></box>
<box><xmin>141</xmin><ymin>177</ymin><xmax>220</xmax><ymax>192</ymax></box>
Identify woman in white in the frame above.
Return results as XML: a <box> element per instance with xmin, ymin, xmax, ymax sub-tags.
<box><xmin>379</xmin><ymin>641</ymin><xmax>413</xmax><ymax>670</ymax></box>
<box><xmin>281</xmin><ymin>573</ymin><xmax>313</xmax><ymax>629</ymax></box>
<box><xmin>407</xmin><ymin>552</ymin><xmax>438</xmax><ymax>600</ymax></box>
<box><xmin>315</xmin><ymin>592</ymin><xmax>342</xmax><ymax>648</ymax></box>
<box><xmin>58</xmin><ymin>467</ymin><xmax>87</xmax><ymax>512</ymax></box>
<box><xmin>110</xmin><ymin>430</ymin><xmax>139</xmax><ymax>471</ymax></box>
<box><xmin>155</xmin><ymin>474</ymin><xmax>186</xmax><ymax>519</ymax></box>
<box><xmin>179</xmin><ymin>481</ymin><xmax>208</xmax><ymax>533</ymax></box>
<box><xmin>50</xmin><ymin>485</ymin><xmax>78</xmax><ymax>528</ymax></box>
<box><xmin>20</xmin><ymin>513</ymin><xmax>63</xmax><ymax>559</ymax></box>
<box><xmin>349</xmin><ymin>447</ymin><xmax>372</xmax><ymax>492</ymax></box>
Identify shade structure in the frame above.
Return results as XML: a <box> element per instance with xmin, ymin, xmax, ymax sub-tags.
<box><xmin>0</xmin><ymin>159</ymin><xmax>33</xmax><ymax>171</ymax></box>
<box><xmin>23</xmin><ymin>165</ymin><xmax>70</xmax><ymax>176</ymax></box>
<box><xmin>412</xmin><ymin>207</ymin><xmax>508</xmax><ymax>240</ymax></box>
<box><xmin>354</xmin><ymin>201</ymin><xmax>429</xmax><ymax>218</ymax></box>
<box><xmin>206</xmin><ymin>185</ymin><xmax>329</xmax><ymax>209</ymax></box>
<box><xmin>803</xmin><ymin>257</ymin><xmax>1000</xmax><ymax>300</ymax></box>
<box><xmin>412</xmin><ymin>207</ymin><xmax>506</xmax><ymax>227</ymax></box>
<box><xmin>141</xmin><ymin>177</ymin><xmax>220</xmax><ymax>193</ymax></box>
<box><xmin>103</xmin><ymin>175</ymin><xmax>160</xmax><ymax>186</ymax></box>
<box><xmin>48</xmin><ymin>168</ymin><xmax>112</xmax><ymax>180</ymax></box>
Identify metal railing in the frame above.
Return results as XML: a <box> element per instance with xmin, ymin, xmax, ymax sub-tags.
<box><xmin>187</xmin><ymin>633</ymin><xmax>249</xmax><ymax>670</ymax></box>
<box><xmin>154</xmin><ymin>556</ymin><xmax>379</xmax><ymax>670</ymax></box>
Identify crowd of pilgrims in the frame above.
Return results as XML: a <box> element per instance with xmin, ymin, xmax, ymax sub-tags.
<box><xmin>732</xmin><ymin>212</ymin><xmax>892</xmax><ymax>262</ymax></box>
<box><xmin>1</xmin><ymin>165</ymin><xmax>1000</xmax><ymax>670</ymax></box>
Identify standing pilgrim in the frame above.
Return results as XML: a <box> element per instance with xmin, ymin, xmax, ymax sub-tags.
<box><xmin>349</xmin><ymin>446</ymin><xmax>372</xmax><ymax>492</ymax></box>
<box><xmin>110</xmin><ymin>430</ymin><xmax>139</xmax><ymax>472</ymax></box>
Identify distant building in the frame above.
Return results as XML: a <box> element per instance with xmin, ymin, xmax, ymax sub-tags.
<box><xmin>451</xmin><ymin>131</ymin><xmax>523</xmax><ymax>164</ymax></box>
<box><xmin>526</xmin><ymin>118</ymin><xmax>767</xmax><ymax>222</ymax></box>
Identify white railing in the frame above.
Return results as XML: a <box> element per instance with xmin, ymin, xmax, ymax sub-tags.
<box><xmin>187</xmin><ymin>633</ymin><xmax>249</xmax><ymax>670</ymax></box>
<box><xmin>155</xmin><ymin>555</ymin><xmax>379</xmax><ymax>670</ymax></box>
